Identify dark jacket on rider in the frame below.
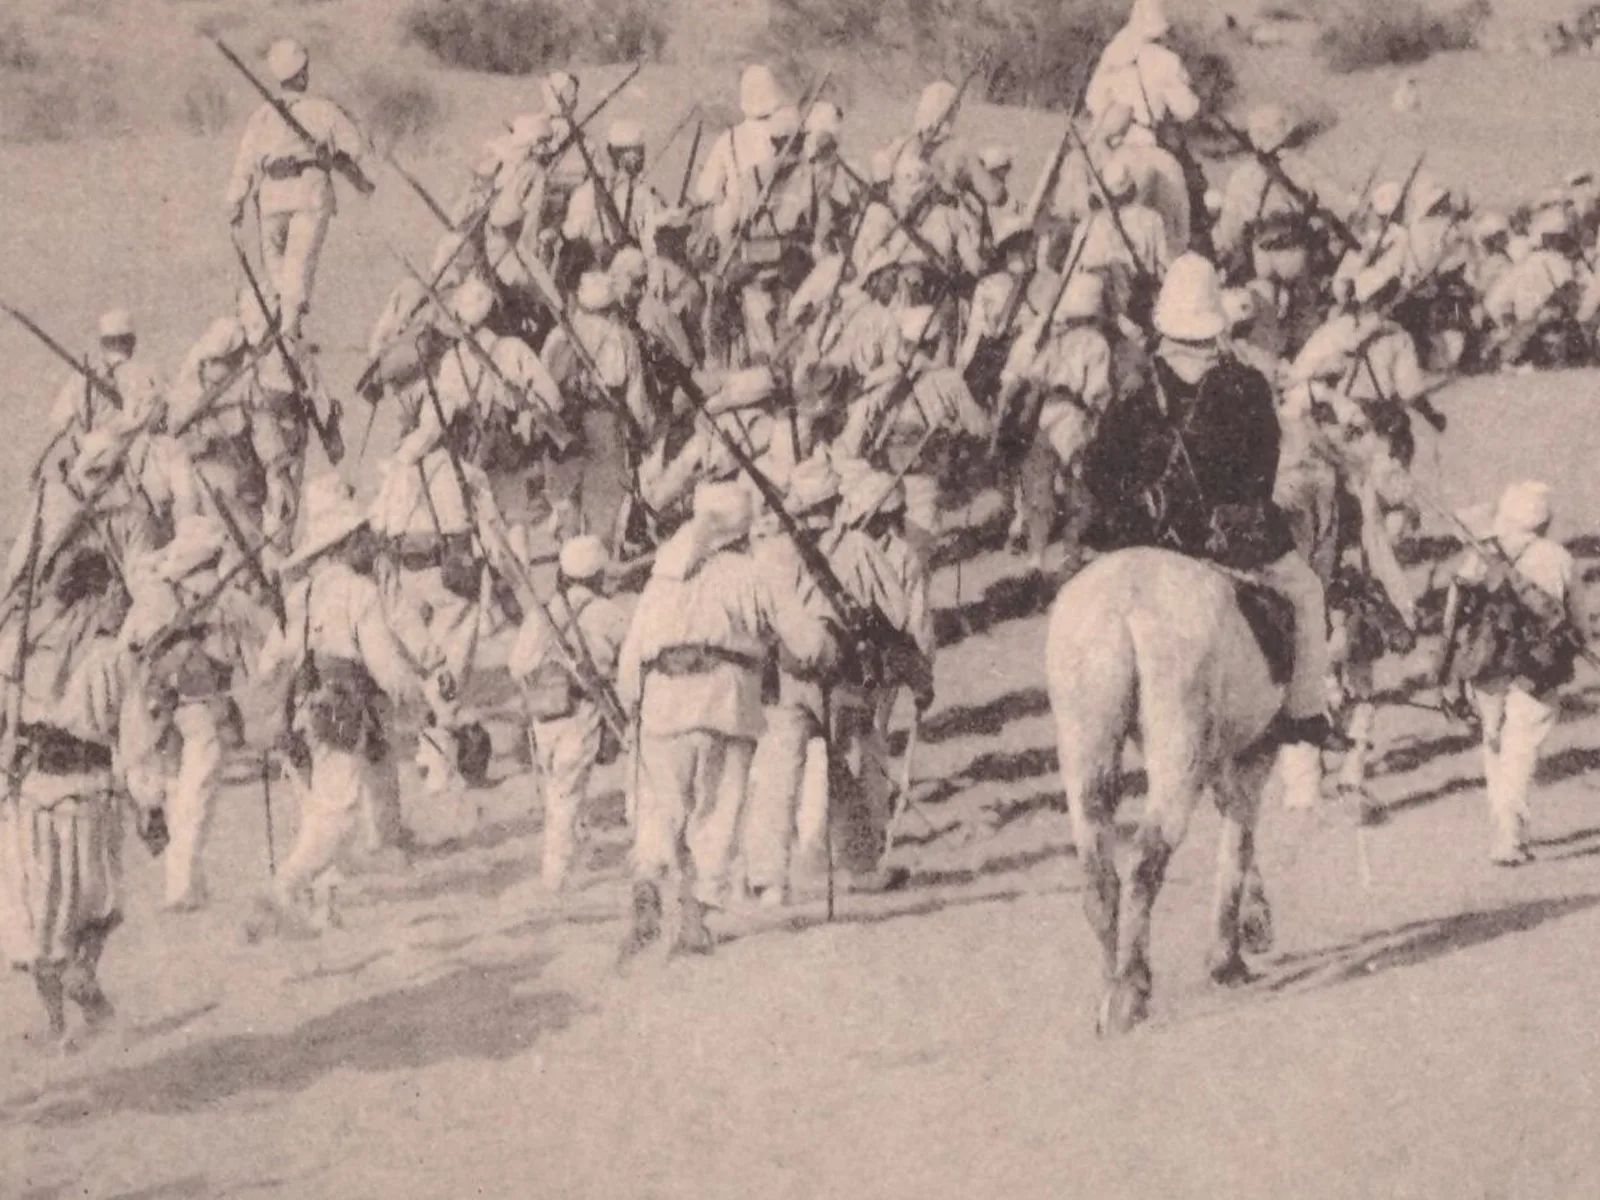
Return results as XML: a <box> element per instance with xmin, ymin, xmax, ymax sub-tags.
<box><xmin>1082</xmin><ymin>351</ymin><xmax>1293</xmax><ymax>571</ymax></box>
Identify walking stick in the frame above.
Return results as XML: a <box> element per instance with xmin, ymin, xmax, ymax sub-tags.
<box><xmin>262</xmin><ymin>755</ymin><xmax>277</xmax><ymax>876</ymax></box>
<box><xmin>885</xmin><ymin>713</ymin><xmax>920</xmax><ymax>856</ymax></box>
<box><xmin>822</xmin><ymin>686</ymin><xmax>835</xmax><ymax>923</ymax></box>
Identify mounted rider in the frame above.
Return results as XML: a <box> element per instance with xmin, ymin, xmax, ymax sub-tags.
<box><xmin>1081</xmin><ymin>252</ymin><xmax>1343</xmax><ymax>751</ymax></box>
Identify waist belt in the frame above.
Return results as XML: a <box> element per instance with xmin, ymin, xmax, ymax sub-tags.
<box><xmin>263</xmin><ymin>158</ymin><xmax>321</xmax><ymax>181</ymax></box>
<box><xmin>391</xmin><ymin>532</ymin><xmax>471</xmax><ymax>572</ymax></box>
<box><xmin>19</xmin><ymin>723</ymin><xmax>113</xmax><ymax>776</ymax></box>
<box><xmin>647</xmin><ymin>644</ymin><xmax>763</xmax><ymax>678</ymax></box>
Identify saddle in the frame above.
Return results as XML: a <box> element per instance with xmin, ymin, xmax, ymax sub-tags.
<box><xmin>1233</xmin><ymin>579</ymin><xmax>1296</xmax><ymax>688</ymax></box>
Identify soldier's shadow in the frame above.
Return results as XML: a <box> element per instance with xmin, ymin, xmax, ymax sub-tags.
<box><xmin>13</xmin><ymin>956</ymin><xmax>581</xmax><ymax>1128</ymax></box>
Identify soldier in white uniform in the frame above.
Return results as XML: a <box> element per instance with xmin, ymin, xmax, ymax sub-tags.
<box><xmin>0</xmin><ymin>546</ymin><xmax>157</xmax><ymax>1049</ymax></box>
<box><xmin>1442</xmin><ymin>482</ymin><xmax>1591</xmax><ymax>866</ymax></box>
<box><xmin>224</xmin><ymin>38</ymin><xmax>372</xmax><ymax>338</ymax></box>
<box><xmin>40</xmin><ymin>310</ymin><xmax>163</xmax><ymax>483</ymax></box>
<box><xmin>508</xmin><ymin>535</ymin><xmax>629</xmax><ymax>891</ymax></box>
<box><xmin>121</xmin><ymin>515</ymin><xmax>274</xmax><ymax>912</ymax></box>
<box><xmin>252</xmin><ymin>476</ymin><xmax>424</xmax><ymax>935</ymax></box>
<box><xmin>616</xmin><ymin>481</ymin><xmax>838</xmax><ymax>957</ymax></box>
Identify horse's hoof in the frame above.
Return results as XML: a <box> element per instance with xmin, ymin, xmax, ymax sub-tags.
<box><xmin>1208</xmin><ymin>950</ymin><xmax>1253</xmax><ymax>987</ymax></box>
<box><xmin>1096</xmin><ymin>981</ymin><xmax>1150</xmax><ymax>1037</ymax></box>
<box><xmin>1240</xmin><ymin>900</ymin><xmax>1275</xmax><ymax>955</ymax></box>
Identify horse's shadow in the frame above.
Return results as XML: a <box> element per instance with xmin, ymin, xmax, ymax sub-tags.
<box><xmin>1257</xmin><ymin>893</ymin><xmax>1600</xmax><ymax>995</ymax></box>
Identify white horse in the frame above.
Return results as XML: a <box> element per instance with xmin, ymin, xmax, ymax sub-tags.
<box><xmin>1047</xmin><ymin>547</ymin><xmax>1282</xmax><ymax>1036</ymax></box>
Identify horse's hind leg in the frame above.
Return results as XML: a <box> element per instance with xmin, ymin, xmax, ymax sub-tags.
<box><xmin>1101</xmin><ymin>728</ymin><xmax>1201</xmax><ymax>1036</ymax></box>
<box><xmin>1065</xmin><ymin>767</ymin><xmax>1121</xmax><ymax>991</ymax></box>
<box><xmin>1207</xmin><ymin>746</ymin><xmax>1275</xmax><ymax>986</ymax></box>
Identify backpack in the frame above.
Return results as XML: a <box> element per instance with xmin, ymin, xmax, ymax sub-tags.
<box><xmin>1444</xmin><ymin>543</ymin><xmax>1580</xmax><ymax>693</ymax></box>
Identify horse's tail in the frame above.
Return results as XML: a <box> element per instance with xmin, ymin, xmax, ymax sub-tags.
<box><xmin>1047</xmin><ymin>559</ymin><xmax>1141</xmax><ymax>823</ymax></box>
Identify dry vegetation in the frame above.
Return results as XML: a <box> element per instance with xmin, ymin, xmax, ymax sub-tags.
<box><xmin>400</xmin><ymin>0</ymin><xmax>670</xmax><ymax>75</ymax></box>
<box><xmin>762</xmin><ymin>0</ymin><xmax>1236</xmax><ymax>112</ymax></box>
<box><xmin>1315</xmin><ymin>0</ymin><xmax>1492</xmax><ymax>72</ymax></box>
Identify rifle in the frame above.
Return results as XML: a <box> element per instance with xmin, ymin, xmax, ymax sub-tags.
<box><xmin>2</xmin><ymin>492</ymin><xmax>47</xmax><ymax>804</ymax></box>
<box><xmin>384</xmin><ymin>149</ymin><xmax>452</xmax><ymax>229</ymax></box>
<box><xmin>1421</xmin><ymin>487</ymin><xmax>1600</xmax><ymax>677</ymax></box>
<box><xmin>209</xmin><ymin>36</ymin><xmax>375</xmax><ymax>196</ymax></box>
<box><xmin>231</xmin><ymin>237</ymin><xmax>344</xmax><ymax>467</ymax></box>
<box><xmin>380</xmin><ymin>169</ymin><xmax>658</xmax><ymax>525</ymax></box>
<box><xmin>711</xmin><ymin>72</ymin><xmax>833</xmax><ymax>283</ymax></box>
<box><xmin>678</xmin><ymin>118</ymin><xmax>704</xmax><ymax>207</ymax></box>
<box><xmin>1360</xmin><ymin>152</ymin><xmax>1427</xmax><ymax>271</ymax></box>
<box><xmin>1210</xmin><ymin>115</ymin><xmax>1360</xmax><ymax>252</ymax></box>
<box><xmin>639</xmin><ymin>331</ymin><xmax>922</xmax><ymax>690</ymax></box>
<box><xmin>830</xmin><ymin>156</ymin><xmax>959</xmax><ymax>281</ymax></box>
<box><xmin>138</xmin><ymin>532</ymin><xmax>279</xmax><ymax>663</ymax></box>
<box><xmin>356</xmin><ymin>62</ymin><xmax>644</xmax><ymax>392</ymax></box>
<box><xmin>2</xmin><ymin>303</ymin><xmax>123</xmax><ymax>413</ymax></box>
<box><xmin>191</xmin><ymin>466</ymin><xmax>286</xmax><ymax>629</ymax></box>
<box><xmin>1064</xmin><ymin>119</ymin><xmax>1154</xmax><ymax>288</ymax></box>
<box><xmin>386</xmin><ymin>246</ymin><xmax>576</xmax><ymax>454</ymax></box>
<box><xmin>415</xmin><ymin>371</ymin><xmax>630</xmax><ymax>738</ymax></box>
<box><xmin>0</xmin><ymin>324</ymin><xmax>269</xmax><ymax>616</ymax></box>
<box><xmin>964</xmin><ymin>80</ymin><xmax>1091</xmax><ymax>397</ymax></box>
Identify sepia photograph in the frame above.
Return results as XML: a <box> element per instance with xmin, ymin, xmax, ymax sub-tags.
<box><xmin>2</xmin><ymin>0</ymin><xmax>1599</xmax><ymax>1194</ymax></box>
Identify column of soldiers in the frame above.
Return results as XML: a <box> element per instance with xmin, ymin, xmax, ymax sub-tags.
<box><xmin>5</xmin><ymin>3</ymin><xmax>1598</xmax><ymax>1040</ymax></box>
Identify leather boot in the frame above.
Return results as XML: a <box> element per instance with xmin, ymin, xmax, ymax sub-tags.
<box><xmin>618</xmin><ymin>880</ymin><xmax>663</xmax><ymax>964</ymax></box>
<box><xmin>673</xmin><ymin>893</ymin><xmax>715</xmax><ymax>957</ymax></box>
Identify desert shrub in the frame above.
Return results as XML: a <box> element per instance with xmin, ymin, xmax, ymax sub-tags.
<box><xmin>767</xmin><ymin>0</ymin><xmax>886</xmax><ymax>51</ymax></box>
<box><xmin>402</xmin><ymin>0</ymin><xmax>668</xmax><ymax>75</ymax></box>
<box><xmin>178</xmin><ymin>75</ymin><xmax>232</xmax><ymax>135</ymax></box>
<box><xmin>1316</xmin><ymin>0</ymin><xmax>1490</xmax><ymax>72</ymax></box>
<box><xmin>0</xmin><ymin>22</ymin><xmax>41</xmax><ymax>72</ymax></box>
<box><xmin>355</xmin><ymin>66</ymin><xmax>444</xmax><ymax>151</ymax></box>
<box><xmin>765</xmin><ymin>0</ymin><xmax>1236</xmax><ymax>113</ymax></box>
<box><xmin>0</xmin><ymin>53</ymin><xmax>121</xmax><ymax>143</ymax></box>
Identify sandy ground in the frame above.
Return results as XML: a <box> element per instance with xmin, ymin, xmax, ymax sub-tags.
<box><xmin>6</xmin><ymin>508</ymin><xmax>1600</xmax><ymax>1197</ymax></box>
<box><xmin>5</xmin><ymin>19</ymin><xmax>1600</xmax><ymax>1199</ymax></box>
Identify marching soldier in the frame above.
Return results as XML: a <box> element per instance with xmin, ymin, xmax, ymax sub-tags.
<box><xmin>237</xmin><ymin>286</ymin><xmax>338</xmax><ymax>557</ymax></box>
<box><xmin>121</xmin><ymin>514</ymin><xmax>273</xmax><ymax>912</ymax></box>
<box><xmin>0</xmin><ymin>546</ymin><xmax>155</xmax><ymax>1050</ymax></box>
<box><xmin>224</xmin><ymin>38</ymin><xmax>372</xmax><ymax>339</ymax></box>
<box><xmin>616</xmin><ymin>480</ymin><xmax>838</xmax><ymax>958</ymax></box>
<box><xmin>742</xmin><ymin>458</ymin><xmax>843</xmax><ymax>907</ymax></box>
<box><xmin>41</xmin><ymin>309</ymin><xmax>163</xmax><ymax>482</ymax></box>
<box><xmin>644</xmin><ymin>207</ymin><xmax>708</xmax><ymax>366</ymax></box>
<box><xmin>508</xmin><ymin>535</ymin><xmax>628</xmax><ymax>892</ymax></box>
<box><xmin>563</xmin><ymin>120</ymin><xmax>664</xmax><ymax>264</ymax></box>
<box><xmin>996</xmin><ymin>272</ymin><xmax>1116</xmax><ymax>570</ymax></box>
<box><xmin>814</xmin><ymin>461</ymin><xmax>936</xmax><ymax>893</ymax></box>
<box><xmin>840</xmin><ymin>305</ymin><xmax>990</xmax><ymax>562</ymax></box>
<box><xmin>878</xmin><ymin>80</ymin><xmax>963</xmax><ymax>184</ymax></box>
<box><xmin>1440</xmin><ymin>482</ymin><xmax>1591</xmax><ymax>866</ymax></box>
<box><xmin>694</xmin><ymin>64</ymin><xmax>787</xmax><ymax>254</ymax></box>
<box><xmin>1085</xmin><ymin>0</ymin><xmax>1201</xmax><ymax>145</ymax></box>
<box><xmin>169</xmin><ymin>312</ymin><xmax>270</xmax><ymax>544</ymax></box>
<box><xmin>252</xmin><ymin>476</ymin><xmax>424</xmax><ymax>935</ymax></box>
<box><xmin>541</xmin><ymin>271</ymin><xmax>652</xmax><ymax>546</ymax></box>
<box><xmin>1066</xmin><ymin>159</ymin><xmax>1171</xmax><ymax>326</ymax></box>
<box><xmin>370</xmin><ymin>280</ymin><xmax>537</xmax><ymax>785</ymax></box>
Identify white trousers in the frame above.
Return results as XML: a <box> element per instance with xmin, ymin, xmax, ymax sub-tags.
<box><xmin>531</xmin><ymin>704</ymin><xmax>603</xmax><ymax>890</ymax></box>
<box><xmin>165</xmin><ymin>703</ymin><xmax>225</xmax><ymax>908</ymax></box>
<box><xmin>1475</xmin><ymin>685</ymin><xmax>1558</xmax><ymax>859</ymax></box>
<box><xmin>261</xmin><ymin>207</ymin><xmax>332</xmax><ymax>336</ymax></box>
<box><xmin>631</xmin><ymin>730</ymin><xmax>755</xmax><ymax>909</ymax></box>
